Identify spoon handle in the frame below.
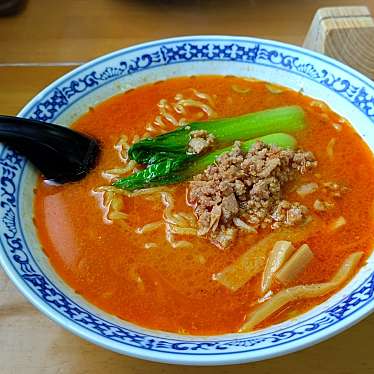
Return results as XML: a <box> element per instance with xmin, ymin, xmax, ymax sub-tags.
<box><xmin>0</xmin><ymin>115</ymin><xmax>100</xmax><ymax>183</ymax></box>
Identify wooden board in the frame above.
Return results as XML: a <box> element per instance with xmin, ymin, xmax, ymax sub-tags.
<box><xmin>303</xmin><ymin>6</ymin><xmax>374</xmax><ymax>79</ymax></box>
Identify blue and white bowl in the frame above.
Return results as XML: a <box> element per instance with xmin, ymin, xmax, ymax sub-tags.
<box><xmin>1</xmin><ymin>36</ymin><xmax>374</xmax><ymax>365</ymax></box>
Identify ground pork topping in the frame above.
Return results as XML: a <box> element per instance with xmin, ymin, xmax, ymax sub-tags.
<box><xmin>187</xmin><ymin>130</ymin><xmax>216</xmax><ymax>154</ymax></box>
<box><xmin>189</xmin><ymin>141</ymin><xmax>317</xmax><ymax>248</ymax></box>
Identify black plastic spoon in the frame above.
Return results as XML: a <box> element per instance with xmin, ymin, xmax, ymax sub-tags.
<box><xmin>0</xmin><ymin>115</ymin><xmax>100</xmax><ymax>183</ymax></box>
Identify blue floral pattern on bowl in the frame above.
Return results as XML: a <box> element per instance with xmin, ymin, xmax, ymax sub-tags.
<box><xmin>1</xmin><ymin>36</ymin><xmax>374</xmax><ymax>365</ymax></box>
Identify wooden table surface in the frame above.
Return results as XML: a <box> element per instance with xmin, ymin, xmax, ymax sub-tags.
<box><xmin>1</xmin><ymin>0</ymin><xmax>374</xmax><ymax>373</ymax></box>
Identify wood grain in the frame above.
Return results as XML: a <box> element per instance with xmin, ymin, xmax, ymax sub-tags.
<box><xmin>0</xmin><ymin>66</ymin><xmax>72</xmax><ymax>115</ymax></box>
<box><xmin>0</xmin><ymin>0</ymin><xmax>373</xmax><ymax>63</ymax></box>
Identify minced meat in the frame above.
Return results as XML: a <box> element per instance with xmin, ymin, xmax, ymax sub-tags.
<box><xmin>187</xmin><ymin>130</ymin><xmax>216</xmax><ymax>154</ymax></box>
<box><xmin>189</xmin><ymin>141</ymin><xmax>317</xmax><ymax>248</ymax></box>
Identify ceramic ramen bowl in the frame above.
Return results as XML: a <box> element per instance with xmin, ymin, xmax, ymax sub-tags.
<box><xmin>1</xmin><ymin>36</ymin><xmax>374</xmax><ymax>365</ymax></box>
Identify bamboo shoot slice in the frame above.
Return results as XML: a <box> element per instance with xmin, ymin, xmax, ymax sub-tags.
<box><xmin>213</xmin><ymin>219</ymin><xmax>319</xmax><ymax>292</ymax></box>
<box><xmin>276</xmin><ymin>244</ymin><xmax>314</xmax><ymax>285</ymax></box>
<box><xmin>239</xmin><ymin>251</ymin><xmax>363</xmax><ymax>332</ymax></box>
<box><xmin>261</xmin><ymin>241</ymin><xmax>295</xmax><ymax>294</ymax></box>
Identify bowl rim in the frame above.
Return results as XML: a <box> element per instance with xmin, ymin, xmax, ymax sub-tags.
<box><xmin>1</xmin><ymin>35</ymin><xmax>374</xmax><ymax>365</ymax></box>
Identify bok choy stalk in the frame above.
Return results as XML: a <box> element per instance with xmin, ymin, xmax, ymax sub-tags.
<box><xmin>114</xmin><ymin>133</ymin><xmax>297</xmax><ymax>191</ymax></box>
<box><xmin>128</xmin><ymin>105</ymin><xmax>305</xmax><ymax>164</ymax></box>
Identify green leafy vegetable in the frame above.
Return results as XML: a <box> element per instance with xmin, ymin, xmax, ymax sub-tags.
<box><xmin>114</xmin><ymin>133</ymin><xmax>297</xmax><ymax>191</ymax></box>
<box><xmin>128</xmin><ymin>105</ymin><xmax>305</xmax><ymax>164</ymax></box>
